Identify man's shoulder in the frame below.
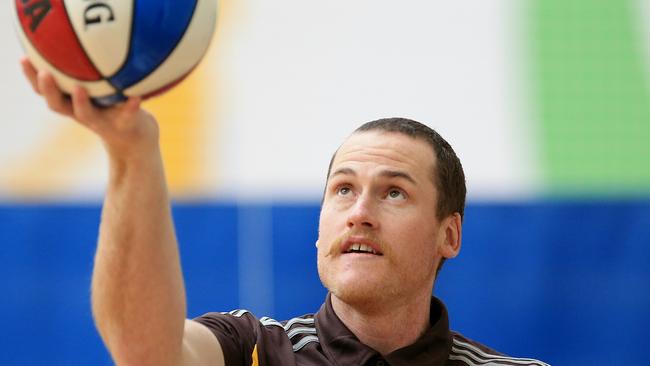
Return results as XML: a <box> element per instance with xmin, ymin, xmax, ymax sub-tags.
<box><xmin>206</xmin><ymin>309</ymin><xmax>316</xmax><ymax>331</ymax></box>
<box><xmin>263</xmin><ymin>313</ymin><xmax>319</xmax><ymax>352</ymax></box>
<box><xmin>448</xmin><ymin>331</ymin><xmax>550</xmax><ymax>366</ymax></box>
<box><xmin>195</xmin><ymin>309</ymin><xmax>319</xmax><ymax>350</ymax></box>
<box><xmin>194</xmin><ymin>310</ymin><xmax>322</xmax><ymax>365</ymax></box>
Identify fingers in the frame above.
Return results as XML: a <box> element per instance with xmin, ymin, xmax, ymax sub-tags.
<box><xmin>22</xmin><ymin>57</ymin><xmax>88</xmax><ymax>120</ymax></box>
<box><xmin>20</xmin><ymin>57</ymin><xmax>40</xmax><ymax>94</ymax></box>
<box><xmin>71</xmin><ymin>88</ymin><xmax>140</xmax><ymax>133</ymax></box>
<box><xmin>20</xmin><ymin>57</ymin><xmax>147</xmax><ymax>137</ymax></box>
<box><xmin>71</xmin><ymin>85</ymin><xmax>100</xmax><ymax>127</ymax></box>
<box><xmin>37</xmin><ymin>71</ymin><xmax>74</xmax><ymax>117</ymax></box>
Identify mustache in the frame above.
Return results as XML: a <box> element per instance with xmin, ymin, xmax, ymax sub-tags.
<box><xmin>325</xmin><ymin>231</ymin><xmax>389</xmax><ymax>257</ymax></box>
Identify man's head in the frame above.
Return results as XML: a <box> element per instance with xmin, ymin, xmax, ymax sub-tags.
<box><xmin>316</xmin><ymin>118</ymin><xmax>466</xmax><ymax>309</ymax></box>
<box><xmin>327</xmin><ymin>118</ymin><xmax>467</xmax><ymax>221</ymax></box>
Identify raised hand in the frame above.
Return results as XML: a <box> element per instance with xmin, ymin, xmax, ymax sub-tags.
<box><xmin>20</xmin><ymin>57</ymin><xmax>159</xmax><ymax>159</ymax></box>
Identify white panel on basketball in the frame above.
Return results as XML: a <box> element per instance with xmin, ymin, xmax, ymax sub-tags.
<box><xmin>124</xmin><ymin>0</ymin><xmax>217</xmax><ymax>96</ymax></box>
<box><xmin>11</xmin><ymin>1</ymin><xmax>116</xmax><ymax>97</ymax></box>
<box><xmin>64</xmin><ymin>0</ymin><xmax>133</xmax><ymax>77</ymax></box>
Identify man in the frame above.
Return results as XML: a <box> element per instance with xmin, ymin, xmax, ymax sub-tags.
<box><xmin>21</xmin><ymin>59</ymin><xmax>548</xmax><ymax>366</ymax></box>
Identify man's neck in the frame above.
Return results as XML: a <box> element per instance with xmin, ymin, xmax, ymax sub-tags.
<box><xmin>331</xmin><ymin>293</ymin><xmax>432</xmax><ymax>355</ymax></box>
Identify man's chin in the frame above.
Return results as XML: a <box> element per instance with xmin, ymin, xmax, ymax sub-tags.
<box><xmin>319</xmin><ymin>264</ymin><xmax>393</xmax><ymax>305</ymax></box>
<box><xmin>328</xmin><ymin>279</ymin><xmax>395</xmax><ymax>309</ymax></box>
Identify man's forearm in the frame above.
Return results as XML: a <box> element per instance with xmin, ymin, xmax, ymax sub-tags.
<box><xmin>18</xmin><ymin>61</ymin><xmax>196</xmax><ymax>365</ymax></box>
<box><xmin>91</xmin><ymin>148</ymin><xmax>186</xmax><ymax>366</ymax></box>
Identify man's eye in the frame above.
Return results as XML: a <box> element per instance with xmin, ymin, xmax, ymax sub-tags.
<box><xmin>387</xmin><ymin>189</ymin><xmax>406</xmax><ymax>200</ymax></box>
<box><xmin>337</xmin><ymin>186</ymin><xmax>352</xmax><ymax>196</ymax></box>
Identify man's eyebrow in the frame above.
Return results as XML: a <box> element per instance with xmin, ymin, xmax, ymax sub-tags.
<box><xmin>378</xmin><ymin>170</ymin><xmax>417</xmax><ymax>185</ymax></box>
<box><xmin>329</xmin><ymin>167</ymin><xmax>417</xmax><ymax>185</ymax></box>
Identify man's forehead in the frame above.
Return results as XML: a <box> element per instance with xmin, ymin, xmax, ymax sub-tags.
<box><xmin>336</xmin><ymin>130</ymin><xmax>433</xmax><ymax>160</ymax></box>
<box><xmin>338</xmin><ymin>130</ymin><xmax>409</xmax><ymax>149</ymax></box>
<box><xmin>329</xmin><ymin>131</ymin><xmax>437</xmax><ymax>179</ymax></box>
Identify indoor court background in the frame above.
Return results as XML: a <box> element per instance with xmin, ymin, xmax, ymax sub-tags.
<box><xmin>1</xmin><ymin>1</ymin><xmax>649</xmax><ymax>365</ymax></box>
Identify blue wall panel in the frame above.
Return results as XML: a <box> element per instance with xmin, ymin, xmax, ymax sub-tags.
<box><xmin>0</xmin><ymin>205</ymin><xmax>110</xmax><ymax>365</ymax></box>
<box><xmin>173</xmin><ymin>204</ymin><xmax>240</xmax><ymax>318</ymax></box>
<box><xmin>1</xmin><ymin>201</ymin><xmax>649</xmax><ymax>365</ymax></box>
<box><xmin>271</xmin><ymin>205</ymin><xmax>326</xmax><ymax>320</ymax></box>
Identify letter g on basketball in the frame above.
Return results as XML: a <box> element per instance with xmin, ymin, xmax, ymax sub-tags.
<box><xmin>84</xmin><ymin>1</ymin><xmax>115</xmax><ymax>27</ymax></box>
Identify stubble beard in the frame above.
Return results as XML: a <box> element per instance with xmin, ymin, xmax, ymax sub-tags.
<box><xmin>317</xmin><ymin>236</ymin><xmax>400</xmax><ymax>311</ymax></box>
<box><xmin>319</xmin><ymin>262</ymin><xmax>398</xmax><ymax>312</ymax></box>
<box><xmin>318</xmin><ymin>249</ymin><xmax>437</xmax><ymax>313</ymax></box>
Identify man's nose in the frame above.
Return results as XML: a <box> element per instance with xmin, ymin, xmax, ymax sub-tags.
<box><xmin>347</xmin><ymin>194</ymin><xmax>378</xmax><ymax>229</ymax></box>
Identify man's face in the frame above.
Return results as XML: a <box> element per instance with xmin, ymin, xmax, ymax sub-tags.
<box><xmin>317</xmin><ymin>131</ymin><xmax>450</xmax><ymax>308</ymax></box>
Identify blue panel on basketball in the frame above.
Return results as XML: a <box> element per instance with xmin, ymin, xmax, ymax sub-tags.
<box><xmin>93</xmin><ymin>93</ymin><xmax>128</xmax><ymax>108</ymax></box>
<box><xmin>109</xmin><ymin>0</ymin><xmax>199</xmax><ymax>90</ymax></box>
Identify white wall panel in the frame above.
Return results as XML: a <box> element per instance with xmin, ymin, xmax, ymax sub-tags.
<box><xmin>1</xmin><ymin>1</ymin><xmax>538</xmax><ymax>201</ymax></box>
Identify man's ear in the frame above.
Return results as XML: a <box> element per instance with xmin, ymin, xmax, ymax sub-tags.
<box><xmin>438</xmin><ymin>213</ymin><xmax>462</xmax><ymax>259</ymax></box>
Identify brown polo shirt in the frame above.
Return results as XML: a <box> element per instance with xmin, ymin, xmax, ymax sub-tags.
<box><xmin>195</xmin><ymin>294</ymin><xmax>549</xmax><ymax>366</ymax></box>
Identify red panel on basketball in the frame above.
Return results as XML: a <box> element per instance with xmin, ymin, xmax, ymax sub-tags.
<box><xmin>15</xmin><ymin>1</ymin><xmax>101</xmax><ymax>81</ymax></box>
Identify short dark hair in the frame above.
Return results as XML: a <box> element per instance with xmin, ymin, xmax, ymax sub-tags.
<box><xmin>326</xmin><ymin>117</ymin><xmax>466</xmax><ymax>221</ymax></box>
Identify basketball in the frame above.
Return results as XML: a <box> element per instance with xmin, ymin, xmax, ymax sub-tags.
<box><xmin>12</xmin><ymin>0</ymin><xmax>217</xmax><ymax>106</ymax></box>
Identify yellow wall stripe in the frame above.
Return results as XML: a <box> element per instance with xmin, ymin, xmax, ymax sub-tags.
<box><xmin>144</xmin><ymin>71</ymin><xmax>207</xmax><ymax>197</ymax></box>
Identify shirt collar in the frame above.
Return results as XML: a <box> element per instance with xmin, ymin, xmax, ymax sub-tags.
<box><xmin>314</xmin><ymin>293</ymin><xmax>453</xmax><ymax>366</ymax></box>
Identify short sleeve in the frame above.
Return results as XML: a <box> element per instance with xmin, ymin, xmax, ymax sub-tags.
<box><xmin>194</xmin><ymin>311</ymin><xmax>260</xmax><ymax>366</ymax></box>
